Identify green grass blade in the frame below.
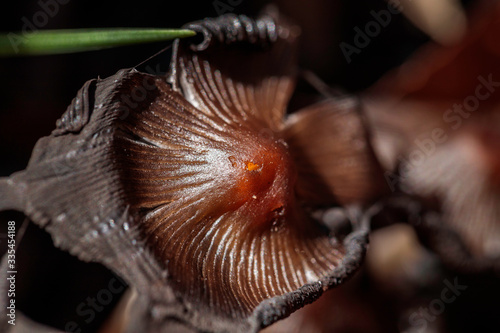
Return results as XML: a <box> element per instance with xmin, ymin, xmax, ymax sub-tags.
<box><xmin>0</xmin><ymin>28</ymin><xmax>196</xmax><ymax>56</ymax></box>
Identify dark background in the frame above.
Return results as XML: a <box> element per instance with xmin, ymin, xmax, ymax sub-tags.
<box><xmin>1</xmin><ymin>1</ymin><xmax>493</xmax><ymax>333</ymax></box>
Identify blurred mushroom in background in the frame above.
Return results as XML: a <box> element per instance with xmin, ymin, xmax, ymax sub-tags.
<box><xmin>364</xmin><ymin>0</ymin><xmax>500</xmax><ymax>270</ymax></box>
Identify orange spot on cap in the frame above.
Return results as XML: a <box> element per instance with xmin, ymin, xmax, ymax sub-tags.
<box><xmin>246</xmin><ymin>162</ymin><xmax>260</xmax><ymax>172</ymax></box>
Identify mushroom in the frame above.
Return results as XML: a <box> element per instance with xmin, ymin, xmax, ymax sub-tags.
<box><xmin>0</xmin><ymin>10</ymin><xmax>386</xmax><ymax>332</ymax></box>
<box><xmin>363</xmin><ymin>0</ymin><xmax>500</xmax><ymax>271</ymax></box>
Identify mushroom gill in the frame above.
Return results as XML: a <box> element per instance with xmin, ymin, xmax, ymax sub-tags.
<box><xmin>404</xmin><ymin>125</ymin><xmax>500</xmax><ymax>260</ymax></box>
<box><xmin>114</xmin><ymin>74</ymin><xmax>344</xmax><ymax>316</ymax></box>
<box><xmin>111</xmin><ymin>13</ymin><xmax>385</xmax><ymax>317</ymax></box>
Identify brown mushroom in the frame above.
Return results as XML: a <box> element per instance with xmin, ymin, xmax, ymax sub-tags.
<box><xmin>363</xmin><ymin>0</ymin><xmax>500</xmax><ymax>271</ymax></box>
<box><xmin>0</xmin><ymin>10</ymin><xmax>386</xmax><ymax>332</ymax></box>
